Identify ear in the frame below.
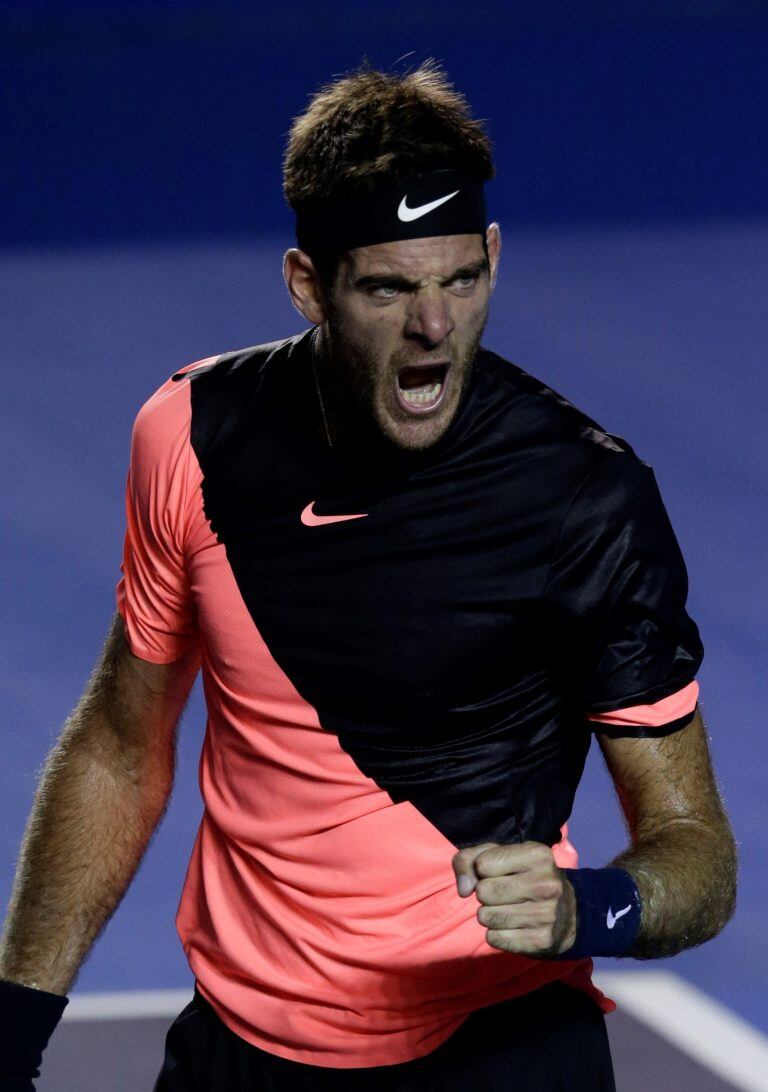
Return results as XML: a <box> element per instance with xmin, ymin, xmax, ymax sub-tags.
<box><xmin>283</xmin><ymin>248</ymin><xmax>327</xmax><ymax>324</ymax></box>
<box><xmin>485</xmin><ymin>222</ymin><xmax>501</xmax><ymax>292</ymax></box>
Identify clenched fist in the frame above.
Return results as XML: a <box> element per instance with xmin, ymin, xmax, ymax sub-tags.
<box><xmin>452</xmin><ymin>841</ymin><xmax>578</xmax><ymax>958</ymax></box>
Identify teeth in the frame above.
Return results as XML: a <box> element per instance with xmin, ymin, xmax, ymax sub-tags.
<box><xmin>401</xmin><ymin>381</ymin><xmax>442</xmax><ymax>406</ymax></box>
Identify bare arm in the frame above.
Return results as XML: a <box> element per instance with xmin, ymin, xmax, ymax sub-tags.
<box><xmin>0</xmin><ymin>611</ymin><xmax>200</xmax><ymax>994</ymax></box>
<box><xmin>600</xmin><ymin>704</ymin><xmax>737</xmax><ymax>958</ymax></box>
<box><xmin>453</xmin><ymin>705</ymin><xmax>737</xmax><ymax>961</ymax></box>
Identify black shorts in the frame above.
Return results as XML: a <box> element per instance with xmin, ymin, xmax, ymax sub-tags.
<box><xmin>153</xmin><ymin>980</ymin><xmax>616</xmax><ymax>1091</ymax></box>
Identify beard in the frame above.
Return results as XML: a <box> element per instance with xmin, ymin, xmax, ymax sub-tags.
<box><xmin>316</xmin><ymin>303</ymin><xmax>487</xmax><ymax>455</ymax></box>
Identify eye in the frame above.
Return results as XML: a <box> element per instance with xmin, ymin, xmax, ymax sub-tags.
<box><xmin>370</xmin><ymin>284</ymin><xmax>399</xmax><ymax>299</ymax></box>
<box><xmin>449</xmin><ymin>274</ymin><xmax>478</xmax><ymax>291</ymax></box>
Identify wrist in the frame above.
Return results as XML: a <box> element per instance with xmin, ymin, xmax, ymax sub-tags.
<box><xmin>557</xmin><ymin>867</ymin><xmax>642</xmax><ymax>960</ymax></box>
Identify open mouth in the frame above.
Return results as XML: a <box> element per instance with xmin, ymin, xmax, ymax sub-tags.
<box><xmin>395</xmin><ymin>362</ymin><xmax>449</xmax><ymax>414</ymax></box>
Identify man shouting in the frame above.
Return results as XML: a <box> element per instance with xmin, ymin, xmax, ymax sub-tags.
<box><xmin>0</xmin><ymin>59</ymin><xmax>736</xmax><ymax>1091</ymax></box>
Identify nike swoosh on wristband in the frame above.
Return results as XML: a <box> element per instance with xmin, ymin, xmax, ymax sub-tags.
<box><xmin>397</xmin><ymin>189</ymin><xmax>461</xmax><ymax>222</ymax></box>
<box><xmin>606</xmin><ymin>904</ymin><xmax>632</xmax><ymax>929</ymax></box>
<box><xmin>300</xmin><ymin>502</ymin><xmax>368</xmax><ymax>527</ymax></box>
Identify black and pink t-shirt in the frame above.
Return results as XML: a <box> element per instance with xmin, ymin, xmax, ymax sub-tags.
<box><xmin>115</xmin><ymin>326</ymin><xmax>703</xmax><ymax>1067</ymax></box>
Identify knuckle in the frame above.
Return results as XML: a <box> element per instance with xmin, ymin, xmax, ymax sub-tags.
<box><xmin>530</xmin><ymin>902</ymin><xmax>555</xmax><ymax>925</ymax></box>
<box><xmin>475</xmin><ymin>852</ymin><xmax>501</xmax><ymax>878</ymax></box>
<box><xmin>535</xmin><ymin>928</ymin><xmax>554</xmax><ymax>951</ymax></box>
<box><xmin>476</xmin><ymin>878</ymin><xmax>496</xmax><ymax>903</ymax></box>
<box><xmin>532</xmin><ymin>844</ymin><xmax>552</xmax><ymax>865</ymax></box>
<box><xmin>536</xmin><ymin>880</ymin><xmax>561</xmax><ymax>900</ymax></box>
<box><xmin>468</xmin><ymin>843</ymin><xmax>502</xmax><ymax>877</ymax></box>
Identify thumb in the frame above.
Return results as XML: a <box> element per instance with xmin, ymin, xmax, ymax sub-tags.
<box><xmin>451</xmin><ymin>843</ymin><xmax>500</xmax><ymax>897</ymax></box>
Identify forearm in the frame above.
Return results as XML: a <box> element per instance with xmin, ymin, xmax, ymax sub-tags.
<box><xmin>0</xmin><ymin>711</ymin><xmax>172</xmax><ymax>994</ymax></box>
<box><xmin>593</xmin><ymin>711</ymin><xmax>738</xmax><ymax>960</ymax></box>
<box><xmin>611</xmin><ymin>816</ymin><xmax>737</xmax><ymax>959</ymax></box>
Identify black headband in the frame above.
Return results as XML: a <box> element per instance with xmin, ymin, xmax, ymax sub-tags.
<box><xmin>295</xmin><ymin>168</ymin><xmax>487</xmax><ymax>260</ymax></box>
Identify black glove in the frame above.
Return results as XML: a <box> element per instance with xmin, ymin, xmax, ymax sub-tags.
<box><xmin>0</xmin><ymin>978</ymin><xmax>68</xmax><ymax>1091</ymax></box>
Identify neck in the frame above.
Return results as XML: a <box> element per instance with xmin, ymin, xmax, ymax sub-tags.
<box><xmin>310</xmin><ymin>326</ymin><xmax>334</xmax><ymax>448</ymax></box>
<box><xmin>311</xmin><ymin>325</ymin><xmax>372</xmax><ymax>453</ymax></box>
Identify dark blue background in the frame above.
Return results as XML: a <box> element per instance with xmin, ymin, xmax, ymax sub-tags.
<box><xmin>3</xmin><ymin>1</ymin><xmax>768</xmax><ymax>245</ymax></box>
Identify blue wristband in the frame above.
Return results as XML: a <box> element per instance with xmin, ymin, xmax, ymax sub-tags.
<box><xmin>557</xmin><ymin>868</ymin><xmax>642</xmax><ymax>959</ymax></box>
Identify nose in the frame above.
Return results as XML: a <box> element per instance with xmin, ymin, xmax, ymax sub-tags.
<box><xmin>403</xmin><ymin>287</ymin><xmax>455</xmax><ymax>348</ymax></box>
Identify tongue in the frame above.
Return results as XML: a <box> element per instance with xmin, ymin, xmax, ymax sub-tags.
<box><xmin>399</xmin><ymin>366</ymin><xmax>442</xmax><ymax>390</ymax></box>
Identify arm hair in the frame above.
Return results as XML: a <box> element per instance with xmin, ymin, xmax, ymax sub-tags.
<box><xmin>0</xmin><ymin>612</ymin><xmax>200</xmax><ymax>993</ymax></box>
<box><xmin>600</xmin><ymin>706</ymin><xmax>737</xmax><ymax>959</ymax></box>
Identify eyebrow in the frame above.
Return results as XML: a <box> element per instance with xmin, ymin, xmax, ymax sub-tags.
<box><xmin>352</xmin><ymin>257</ymin><xmax>489</xmax><ymax>291</ymax></box>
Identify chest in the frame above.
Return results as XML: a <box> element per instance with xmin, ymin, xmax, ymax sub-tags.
<box><xmin>192</xmin><ymin>427</ymin><xmax>566</xmax><ymax>723</ymax></box>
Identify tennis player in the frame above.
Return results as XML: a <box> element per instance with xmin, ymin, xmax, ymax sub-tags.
<box><xmin>0</xmin><ymin>60</ymin><xmax>736</xmax><ymax>1091</ymax></box>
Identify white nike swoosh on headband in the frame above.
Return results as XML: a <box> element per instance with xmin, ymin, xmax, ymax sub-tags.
<box><xmin>397</xmin><ymin>189</ymin><xmax>461</xmax><ymax>222</ymax></box>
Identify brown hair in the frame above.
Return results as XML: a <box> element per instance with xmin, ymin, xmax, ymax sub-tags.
<box><xmin>283</xmin><ymin>59</ymin><xmax>494</xmax><ymax>281</ymax></box>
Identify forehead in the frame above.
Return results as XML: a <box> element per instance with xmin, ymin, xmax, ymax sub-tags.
<box><xmin>344</xmin><ymin>233</ymin><xmax>485</xmax><ymax>278</ymax></box>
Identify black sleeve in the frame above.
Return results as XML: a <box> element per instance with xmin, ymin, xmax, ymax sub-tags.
<box><xmin>543</xmin><ymin>453</ymin><xmax>704</xmax><ymax>737</ymax></box>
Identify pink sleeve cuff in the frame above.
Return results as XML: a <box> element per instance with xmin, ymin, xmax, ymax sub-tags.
<box><xmin>588</xmin><ymin>680</ymin><xmax>699</xmax><ymax>730</ymax></box>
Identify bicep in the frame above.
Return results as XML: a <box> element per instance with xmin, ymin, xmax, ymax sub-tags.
<box><xmin>78</xmin><ymin>610</ymin><xmax>201</xmax><ymax>753</ymax></box>
<box><xmin>597</xmin><ymin>706</ymin><xmax>730</xmax><ymax>841</ymax></box>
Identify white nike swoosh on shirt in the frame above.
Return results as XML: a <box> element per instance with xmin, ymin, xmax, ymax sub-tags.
<box><xmin>397</xmin><ymin>189</ymin><xmax>461</xmax><ymax>222</ymax></box>
<box><xmin>606</xmin><ymin>904</ymin><xmax>632</xmax><ymax>929</ymax></box>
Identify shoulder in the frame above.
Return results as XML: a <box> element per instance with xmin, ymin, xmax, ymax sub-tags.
<box><xmin>475</xmin><ymin>344</ymin><xmax>657</xmax><ymax>502</ymax></box>
<box><xmin>129</xmin><ymin>356</ymin><xmax>212</xmax><ymax>475</ymax></box>
<box><xmin>565</xmin><ymin>447</ymin><xmax>668</xmax><ymax>537</ymax></box>
<box><xmin>550</xmin><ymin>442</ymin><xmax>680</xmax><ymax>579</ymax></box>
<box><xmin>134</xmin><ymin>356</ymin><xmax>211</xmax><ymax>435</ymax></box>
<box><xmin>168</xmin><ymin>328</ymin><xmax>312</xmax><ymax>460</ymax></box>
<box><xmin>477</xmin><ymin>344</ymin><xmax>644</xmax><ymax>463</ymax></box>
<box><xmin>131</xmin><ymin>330</ymin><xmax>308</xmax><ymax>464</ymax></box>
